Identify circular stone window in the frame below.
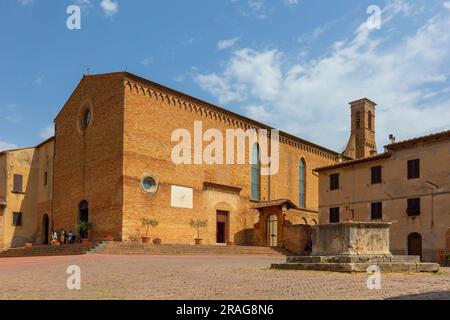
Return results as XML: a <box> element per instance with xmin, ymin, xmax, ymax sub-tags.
<box><xmin>141</xmin><ymin>176</ymin><xmax>158</xmax><ymax>194</ymax></box>
<box><xmin>80</xmin><ymin>108</ymin><xmax>92</xmax><ymax>130</ymax></box>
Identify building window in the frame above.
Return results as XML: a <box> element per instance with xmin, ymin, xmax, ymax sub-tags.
<box><xmin>355</xmin><ymin>111</ymin><xmax>361</xmax><ymax>129</ymax></box>
<box><xmin>368</xmin><ymin>111</ymin><xmax>373</xmax><ymax>130</ymax></box>
<box><xmin>141</xmin><ymin>176</ymin><xmax>158</xmax><ymax>194</ymax></box>
<box><xmin>299</xmin><ymin>159</ymin><xmax>306</xmax><ymax>208</ymax></box>
<box><xmin>371</xmin><ymin>166</ymin><xmax>382</xmax><ymax>184</ymax></box>
<box><xmin>330</xmin><ymin>173</ymin><xmax>340</xmax><ymax>190</ymax></box>
<box><xmin>81</xmin><ymin>107</ymin><xmax>92</xmax><ymax>130</ymax></box>
<box><xmin>250</xmin><ymin>144</ymin><xmax>261</xmax><ymax>201</ymax></box>
<box><xmin>44</xmin><ymin>172</ymin><xmax>48</xmax><ymax>186</ymax></box>
<box><xmin>12</xmin><ymin>212</ymin><xmax>22</xmax><ymax>226</ymax></box>
<box><xmin>407</xmin><ymin>159</ymin><xmax>420</xmax><ymax>180</ymax></box>
<box><xmin>407</xmin><ymin>198</ymin><xmax>421</xmax><ymax>216</ymax></box>
<box><xmin>329</xmin><ymin>207</ymin><xmax>340</xmax><ymax>223</ymax></box>
<box><xmin>13</xmin><ymin>174</ymin><xmax>23</xmax><ymax>193</ymax></box>
<box><xmin>371</xmin><ymin>202</ymin><xmax>383</xmax><ymax>220</ymax></box>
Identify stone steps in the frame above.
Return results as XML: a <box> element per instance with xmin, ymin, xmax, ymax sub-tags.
<box><xmin>272</xmin><ymin>255</ymin><xmax>440</xmax><ymax>273</ymax></box>
<box><xmin>93</xmin><ymin>242</ymin><xmax>288</xmax><ymax>256</ymax></box>
<box><xmin>0</xmin><ymin>242</ymin><xmax>102</xmax><ymax>258</ymax></box>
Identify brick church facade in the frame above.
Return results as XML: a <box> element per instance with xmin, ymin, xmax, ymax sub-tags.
<box><xmin>1</xmin><ymin>72</ymin><xmax>343</xmax><ymax>250</ymax></box>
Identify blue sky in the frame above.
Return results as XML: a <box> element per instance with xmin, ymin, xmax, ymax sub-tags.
<box><xmin>1</xmin><ymin>0</ymin><xmax>450</xmax><ymax>152</ymax></box>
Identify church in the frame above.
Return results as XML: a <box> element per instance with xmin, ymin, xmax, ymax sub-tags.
<box><xmin>0</xmin><ymin>72</ymin><xmax>350</xmax><ymax>250</ymax></box>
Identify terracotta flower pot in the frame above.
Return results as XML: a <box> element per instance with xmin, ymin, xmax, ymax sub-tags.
<box><xmin>195</xmin><ymin>238</ymin><xmax>203</xmax><ymax>245</ymax></box>
<box><xmin>141</xmin><ymin>236</ymin><xmax>151</xmax><ymax>243</ymax></box>
<box><xmin>153</xmin><ymin>238</ymin><xmax>162</xmax><ymax>245</ymax></box>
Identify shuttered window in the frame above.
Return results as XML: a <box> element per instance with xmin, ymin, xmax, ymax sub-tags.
<box><xmin>407</xmin><ymin>159</ymin><xmax>420</xmax><ymax>180</ymax></box>
<box><xmin>407</xmin><ymin>198</ymin><xmax>421</xmax><ymax>216</ymax></box>
<box><xmin>371</xmin><ymin>166</ymin><xmax>382</xmax><ymax>184</ymax></box>
<box><xmin>330</xmin><ymin>173</ymin><xmax>340</xmax><ymax>190</ymax></box>
<box><xmin>13</xmin><ymin>174</ymin><xmax>23</xmax><ymax>193</ymax></box>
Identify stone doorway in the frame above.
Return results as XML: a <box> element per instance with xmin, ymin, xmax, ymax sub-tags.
<box><xmin>42</xmin><ymin>214</ymin><xmax>50</xmax><ymax>245</ymax></box>
<box><xmin>216</xmin><ymin>211</ymin><xmax>229</xmax><ymax>244</ymax></box>
<box><xmin>266</xmin><ymin>215</ymin><xmax>278</xmax><ymax>247</ymax></box>
<box><xmin>408</xmin><ymin>232</ymin><xmax>422</xmax><ymax>261</ymax></box>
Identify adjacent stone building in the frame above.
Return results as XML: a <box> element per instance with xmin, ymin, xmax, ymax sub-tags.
<box><xmin>315</xmin><ymin>101</ymin><xmax>450</xmax><ymax>262</ymax></box>
<box><xmin>0</xmin><ymin>138</ymin><xmax>53</xmax><ymax>248</ymax></box>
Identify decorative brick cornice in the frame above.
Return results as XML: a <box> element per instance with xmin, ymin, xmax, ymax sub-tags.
<box><xmin>124</xmin><ymin>76</ymin><xmax>340</xmax><ymax>161</ymax></box>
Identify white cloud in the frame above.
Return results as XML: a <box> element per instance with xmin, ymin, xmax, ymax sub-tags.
<box><xmin>141</xmin><ymin>57</ymin><xmax>153</xmax><ymax>67</ymax></box>
<box><xmin>100</xmin><ymin>0</ymin><xmax>119</xmax><ymax>17</ymax></box>
<box><xmin>195</xmin><ymin>73</ymin><xmax>244</xmax><ymax>105</ymax></box>
<box><xmin>196</xmin><ymin>48</ymin><xmax>282</xmax><ymax>103</ymax></box>
<box><xmin>40</xmin><ymin>125</ymin><xmax>55</xmax><ymax>140</ymax></box>
<box><xmin>196</xmin><ymin>1</ymin><xmax>450</xmax><ymax>151</ymax></box>
<box><xmin>232</xmin><ymin>0</ymin><xmax>268</xmax><ymax>19</ymax></box>
<box><xmin>17</xmin><ymin>0</ymin><xmax>34</xmax><ymax>6</ymax></box>
<box><xmin>0</xmin><ymin>141</ymin><xmax>17</xmax><ymax>152</ymax></box>
<box><xmin>34</xmin><ymin>75</ymin><xmax>44</xmax><ymax>85</ymax></box>
<box><xmin>217</xmin><ymin>37</ymin><xmax>240</xmax><ymax>50</ymax></box>
<box><xmin>4</xmin><ymin>116</ymin><xmax>22</xmax><ymax>123</ymax></box>
<box><xmin>76</xmin><ymin>0</ymin><xmax>94</xmax><ymax>12</ymax></box>
<box><xmin>444</xmin><ymin>1</ymin><xmax>450</xmax><ymax>10</ymax></box>
<box><xmin>284</xmin><ymin>0</ymin><xmax>298</xmax><ymax>7</ymax></box>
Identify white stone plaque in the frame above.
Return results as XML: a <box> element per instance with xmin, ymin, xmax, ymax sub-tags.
<box><xmin>171</xmin><ymin>185</ymin><xmax>193</xmax><ymax>209</ymax></box>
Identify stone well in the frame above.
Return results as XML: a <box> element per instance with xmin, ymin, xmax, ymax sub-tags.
<box><xmin>272</xmin><ymin>222</ymin><xmax>439</xmax><ymax>273</ymax></box>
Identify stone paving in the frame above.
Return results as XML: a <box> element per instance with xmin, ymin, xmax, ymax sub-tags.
<box><xmin>0</xmin><ymin>255</ymin><xmax>449</xmax><ymax>300</ymax></box>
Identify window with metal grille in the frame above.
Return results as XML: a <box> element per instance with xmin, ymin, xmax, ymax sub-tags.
<box><xmin>13</xmin><ymin>212</ymin><xmax>22</xmax><ymax>226</ymax></box>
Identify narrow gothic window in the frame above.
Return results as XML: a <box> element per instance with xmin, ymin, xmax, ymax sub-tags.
<box><xmin>299</xmin><ymin>159</ymin><xmax>306</xmax><ymax>208</ymax></box>
<box><xmin>81</xmin><ymin>108</ymin><xmax>91</xmax><ymax>130</ymax></box>
<box><xmin>250</xmin><ymin>144</ymin><xmax>261</xmax><ymax>201</ymax></box>
<box><xmin>368</xmin><ymin>111</ymin><xmax>373</xmax><ymax>130</ymax></box>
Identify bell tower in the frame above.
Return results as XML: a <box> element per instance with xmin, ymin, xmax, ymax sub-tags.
<box><xmin>343</xmin><ymin>98</ymin><xmax>377</xmax><ymax>159</ymax></box>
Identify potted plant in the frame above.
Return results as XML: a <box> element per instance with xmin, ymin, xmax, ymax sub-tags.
<box><xmin>153</xmin><ymin>237</ymin><xmax>162</xmax><ymax>245</ymax></box>
<box><xmin>75</xmin><ymin>221</ymin><xmax>95</xmax><ymax>243</ymax></box>
<box><xmin>190</xmin><ymin>219</ymin><xmax>208</xmax><ymax>245</ymax></box>
<box><xmin>140</xmin><ymin>218</ymin><xmax>159</xmax><ymax>243</ymax></box>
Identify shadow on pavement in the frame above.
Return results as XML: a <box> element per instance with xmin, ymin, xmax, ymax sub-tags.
<box><xmin>387</xmin><ymin>291</ymin><xmax>450</xmax><ymax>300</ymax></box>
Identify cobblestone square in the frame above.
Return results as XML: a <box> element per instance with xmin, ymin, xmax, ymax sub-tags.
<box><xmin>0</xmin><ymin>255</ymin><xmax>449</xmax><ymax>300</ymax></box>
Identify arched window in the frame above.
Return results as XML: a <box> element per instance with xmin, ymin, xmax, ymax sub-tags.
<box><xmin>250</xmin><ymin>144</ymin><xmax>261</xmax><ymax>201</ymax></box>
<box><xmin>299</xmin><ymin>159</ymin><xmax>306</xmax><ymax>208</ymax></box>
<box><xmin>355</xmin><ymin>111</ymin><xmax>361</xmax><ymax>129</ymax></box>
<box><xmin>368</xmin><ymin>111</ymin><xmax>373</xmax><ymax>130</ymax></box>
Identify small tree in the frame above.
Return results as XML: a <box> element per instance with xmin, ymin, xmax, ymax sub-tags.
<box><xmin>190</xmin><ymin>219</ymin><xmax>208</xmax><ymax>239</ymax></box>
<box><xmin>140</xmin><ymin>218</ymin><xmax>159</xmax><ymax>238</ymax></box>
<box><xmin>75</xmin><ymin>221</ymin><xmax>94</xmax><ymax>239</ymax></box>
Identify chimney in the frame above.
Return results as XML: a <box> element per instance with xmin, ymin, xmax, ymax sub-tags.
<box><xmin>343</xmin><ymin>98</ymin><xmax>377</xmax><ymax>159</ymax></box>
